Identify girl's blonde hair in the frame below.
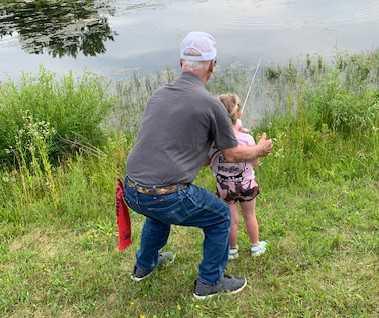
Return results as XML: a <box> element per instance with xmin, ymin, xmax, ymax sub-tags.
<box><xmin>218</xmin><ymin>93</ymin><xmax>241</xmax><ymax>124</ymax></box>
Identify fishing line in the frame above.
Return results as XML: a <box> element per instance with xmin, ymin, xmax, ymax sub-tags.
<box><xmin>241</xmin><ymin>59</ymin><xmax>262</xmax><ymax>115</ymax></box>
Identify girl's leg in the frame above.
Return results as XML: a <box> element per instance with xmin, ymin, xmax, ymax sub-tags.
<box><xmin>229</xmin><ymin>202</ymin><xmax>239</xmax><ymax>248</ymax></box>
<box><xmin>240</xmin><ymin>199</ymin><xmax>259</xmax><ymax>245</ymax></box>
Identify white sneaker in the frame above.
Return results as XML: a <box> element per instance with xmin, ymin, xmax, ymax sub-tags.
<box><xmin>228</xmin><ymin>246</ymin><xmax>239</xmax><ymax>260</ymax></box>
<box><xmin>251</xmin><ymin>241</ymin><xmax>267</xmax><ymax>256</ymax></box>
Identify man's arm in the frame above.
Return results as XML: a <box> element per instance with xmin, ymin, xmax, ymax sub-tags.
<box><xmin>222</xmin><ymin>133</ymin><xmax>273</xmax><ymax>163</ymax></box>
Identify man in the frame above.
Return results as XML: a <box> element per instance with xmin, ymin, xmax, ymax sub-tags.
<box><xmin>124</xmin><ymin>31</ymin><xmax>273</xmax><ymax>299</ymax></box>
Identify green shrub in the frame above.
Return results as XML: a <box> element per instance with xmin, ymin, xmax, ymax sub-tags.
<box><xmin>255</xmin><ymin>76</ymin><xmax>379</xmax><ymax>189</ymax></box>
<box><xmin>0</xmin><ymin>69</ymin><xmax>113</xmax><ymax>167</ymax></box>
<box><xmin>305</xmin><ymin>74</ymin><xmax>378</xmax><ymax>134</ymax></box>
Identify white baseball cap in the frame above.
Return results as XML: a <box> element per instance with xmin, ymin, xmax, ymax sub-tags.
<box><xmin>180</xmin><ymin>31</ymin><xmax>217</xmax><ymax>62</ymax></box>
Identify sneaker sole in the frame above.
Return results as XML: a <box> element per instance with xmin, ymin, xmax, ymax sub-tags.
<box><xmin>228</xmin><ymin>253</ymin><xmax>239</xmax><ymax>260</ymax></box>
<box><xmin>130</xmin><ymin>270</ymin><xmax>153</xmax><ymax>282</ymax></box>
<box><xmin>131</xmin><ymin>253</ymin><xmax>176</xmax><ymax>282</ymax></box>
<box><xmin>192</xmin><ymin>279</ymin><xmax>248</xmax><ymax>300</ymax></box>
<box><xmin>251</xmin><ymin>250</ymin><xmax>266</xmax><ymax>257</ymax></box>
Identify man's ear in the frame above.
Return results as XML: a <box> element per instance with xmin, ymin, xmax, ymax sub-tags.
<box><xmin>208</xmin><ymin>61</ymin><xmax>214</xmax><ymax>74</ymax></box>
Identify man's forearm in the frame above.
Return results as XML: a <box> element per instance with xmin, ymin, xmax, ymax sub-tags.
<box><xmin>222</xmin><ymin>144</ymin><xmax>264</xmax><ymax>163</ymax></box>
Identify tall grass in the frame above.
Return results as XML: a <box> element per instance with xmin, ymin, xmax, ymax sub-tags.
<box><xmin>256</xmin><ymin>74</ymin><xmax>379</xmax><ymax>189</ymax></box>
<box><xmin>110</xmin><ymin>69</ymin><xmax>176</xmax><ymax>136</ymax></box>
<box><xmin>1</xmin><ymin>51</ymin><xmax>377</xmax><ymax>218</ymax></box>
<box><xmin>0</xmin><ymin>68</ymin><xmax>113</xmax><ymax>167</ymax></box>
<box><xmin>1</xmin><ymin>51</ymin><xmax>377</xmax><ymax>213</ymax></box>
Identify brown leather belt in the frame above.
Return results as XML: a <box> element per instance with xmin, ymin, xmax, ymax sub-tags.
<box><xmin>127</xmin><ymin>178</ymin><xmax>188</xmax><ymax>195</ymax></box>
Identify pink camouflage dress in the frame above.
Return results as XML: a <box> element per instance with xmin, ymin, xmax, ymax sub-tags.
<box><xmin>209</xmin><ymin>128</ymin><xmax>260</xmax><ymax>203</ymax></box>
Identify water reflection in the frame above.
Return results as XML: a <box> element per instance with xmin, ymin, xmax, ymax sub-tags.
<box><xmin>0</xmin><ymin>0</ymin><xmax>115</xmax><ymax>58</ymax></box>
<box><xmin>1</xmin><ymin>0</ymin><xmax>378</xmax><ymax>81</ymax></box>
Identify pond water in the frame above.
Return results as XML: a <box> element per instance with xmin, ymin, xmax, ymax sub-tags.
<box><xmin>1</xmin><ymin>0</ymin><xmax>379</xmax><ymax>80</ymax></box>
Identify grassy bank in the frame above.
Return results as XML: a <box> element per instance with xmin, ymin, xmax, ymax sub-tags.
<box><xmin>0</xmin><ymin>52</ymin><xmax>378</xmax><ymax>317</ymax></box>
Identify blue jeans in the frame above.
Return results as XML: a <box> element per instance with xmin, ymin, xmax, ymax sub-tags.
<box><xmin>124</xmin><ymin>177</ymin><xmax>231</xmax><ymax>285</ymax></box>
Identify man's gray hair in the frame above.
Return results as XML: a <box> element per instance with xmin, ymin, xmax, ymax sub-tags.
<box><xmin>181</xmin><ymin>59</ymin><xmax>210</xmax><ymax>71</ymax></box>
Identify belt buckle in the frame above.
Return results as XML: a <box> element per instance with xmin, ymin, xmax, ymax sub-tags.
<box><xmin>156</xmin><ymin>186</ymin><xmax>173</xmax><ymax>195</ymax></box>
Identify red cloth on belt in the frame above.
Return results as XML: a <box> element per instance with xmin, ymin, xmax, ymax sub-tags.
<box><xmin>116</xmin><ymin>179</ymin><xmax>132</xmax><ymax>251</ymax></box>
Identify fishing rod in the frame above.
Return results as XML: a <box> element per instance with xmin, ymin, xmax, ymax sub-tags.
<box><xmin>241</xmin><ymin>59</ymin><xmax>262</xmax><ymax>114</ymax></box>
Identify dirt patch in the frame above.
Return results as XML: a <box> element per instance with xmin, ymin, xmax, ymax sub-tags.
<box><xmin>8</xmin><ymin>228</ymin><xmax>59</xmax><ymax>258</ymax></box>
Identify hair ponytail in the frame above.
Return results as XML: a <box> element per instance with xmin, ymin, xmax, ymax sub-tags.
<box><xmin>218</xmin><ymin>94</ymin><xmax>241</xmax><ymax>124</ymax></box>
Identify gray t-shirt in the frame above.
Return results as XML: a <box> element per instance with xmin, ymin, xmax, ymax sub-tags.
<box><xmin>126</xmin><ymin>72</ymin><xmax>238</xmax><ymax>186</ymax></box>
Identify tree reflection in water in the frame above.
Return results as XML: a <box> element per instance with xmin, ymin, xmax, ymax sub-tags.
<box><xmin>0</xmin><ymin>0</ymin><xmax>116</xmax><ymax>58</ymax></box>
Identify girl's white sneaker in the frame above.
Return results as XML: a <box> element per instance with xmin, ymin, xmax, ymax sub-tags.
<box><xmin>228</xmin><ymin>246</ymin><xmax>239</xmax><ymax>260</ymax></box>
<box><xmin>251</xmin><ymin>241</ymin><xmax>267</xmax><ymax>256</ymax></box>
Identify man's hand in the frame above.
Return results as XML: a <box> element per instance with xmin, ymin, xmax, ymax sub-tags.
<box><xmin>257</xmin><ymin>133</ymin><xmax>273</xmax><ymax>157</ymax></box>
<box><xmin>222</xmin><ymin>132</ymin><xmax>273</xmax><ymax>163</ymax></box>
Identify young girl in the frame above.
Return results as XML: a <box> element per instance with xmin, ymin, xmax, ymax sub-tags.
<box><xmin>209</xmin><ymin>93</ymin><xmax>267</xmax><ymax>259</ymax></box>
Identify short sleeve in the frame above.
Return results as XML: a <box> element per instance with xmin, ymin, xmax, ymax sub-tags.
<box><xmin>246</xmin><ymin>133</ymin><xmax>256</xmax><ymax>146</ymax></box>
<box><xmin>209</xmin><ymin>100</ymin><xmax>238</xmax><ymax>150</ymax></box>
